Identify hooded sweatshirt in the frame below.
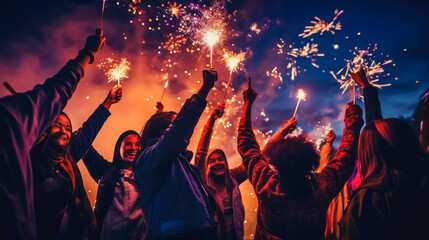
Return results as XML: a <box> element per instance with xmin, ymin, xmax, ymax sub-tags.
<box><xmin>82</xmin><ymin>130</ymin><xmax>148</xmax><ymax>240</ymax></box>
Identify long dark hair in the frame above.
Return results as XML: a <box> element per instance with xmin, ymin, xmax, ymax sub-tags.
<box><xmin>94</xmin><ymin>130</ymin><xmax>142</xmax><ymax>225</ymax></box>
<box><xmin>358</xmin><ymin>118</ymin><xmax>420</xmax><ymax>190</ymax></box>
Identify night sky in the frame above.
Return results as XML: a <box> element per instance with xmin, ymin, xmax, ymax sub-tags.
<box><xmin>1</xmin><ymin>0</ymin><xmax>428</xmax><ymax>238</ymax></box>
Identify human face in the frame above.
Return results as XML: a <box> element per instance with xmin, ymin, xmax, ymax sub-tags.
<box><xmin>208</xmin><ymin>152</ymin><xmax>227</xmax><ymax>175</ymax></box>
<box><xmin>120</xmin><ymin>134</ymin><xmax>141</xmax><ymax>162</ymax></box>
<box><xmin>49</xmin><ymin>114</ymin><xmax>72</xmax><ymax>147</ymax></box>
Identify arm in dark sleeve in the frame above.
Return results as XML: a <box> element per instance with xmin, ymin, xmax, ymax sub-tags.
<box><xmin>319</xmin><ymin>105</ymin><xmax>363</xmax><ymax>198</ymax></box>
<box><xmin>230</xmin><ymin>163</ymin><xmax>248</xmax><ymax>185</ymax></box>
<box><xmin>81</xmin><ymin>146</ymin><xmax>111</xmax><ymax>182</ymax></box>
<box><xmin>136</xmin><ymin>94</ymin><xmax>207</xmax><ymax>173</ymax></box>
<box><xmin>237</xmin><ymin>117</ymin><xmax>275</xmax><ymax>195</ymax></box>
<box><xmin>70</xmin><ymin>104</ymin><xmax>111</xmax><ymax>161</ymax></box>
<box><xmin>363</xmin><ymin>85</ymin><xmax>383</xmax><ymax>124</ymax></box>
<box><xmin>0</xmin><ymin>60</ymin><xmax>83</xmax><ymax>148</ymax></box>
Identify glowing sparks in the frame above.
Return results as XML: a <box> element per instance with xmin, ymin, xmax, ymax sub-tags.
<box><xmin>223</xmin><ymin>51</ymin><xmax>246</xmax><ymax>73</ymax></box>
<box><xmin>283</xmin><ymin>42</ymin><xmax>324</xmax><ymax>80</ymax></box>
<box><xmin>297</xmin><ymin>89</ymin><xmax>307</xmax><ymax>101</ymax></box>
<box><xmin>299</xmin><ymin>9</ymin><xmax>343</xmax><ymax>38</ymax></box>
<box><xmin>169</xmin><ymin>2</ymin><xmax>186</xmax><ymax>18</ymax></box>
<box><xmin>266</xmin><ymin>67</ymin><xmax>283</xmax><ymax>84</ymax></box>
<box><xmin>98</xmin><ymin>57</ymin><xmax>131</xmax><ymax>85</ymax></box>
<box><xmin>250</xmin><ymin>23</ymin><xmax>261</xmax><ymax>35</ymax></box>
<box><xmin>293</xmin><ymin>89</ymin><xmax>306</xmax><ymax>117</ymax></box>
<box><xmin>331</xmin><ymin>45</ymin><xmax>393</xmax><ymax>101</ymax></box>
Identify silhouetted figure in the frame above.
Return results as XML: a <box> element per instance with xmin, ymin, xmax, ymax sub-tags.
<box><xmin>135</xmin><ymin>69</ymin><xmax>218</xmax><ymax>240</ymax></box>
<box><xmin>237</xmin><ymin>77</ymin><xmax>363</xmax><ymax>240</ymax></box>
<box><xmin>195</xmin><ymin>103</ymin><xmax>247</xmax><ymax>240</ymax></box>
<box><xmin>0</xmin><ymin>29</ymin><xmax>105</xmax><ymax>239</ymax></box>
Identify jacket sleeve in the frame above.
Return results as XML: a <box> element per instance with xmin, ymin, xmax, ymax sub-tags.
<box><xmin>230</xmin><ymin>163</ymin><xmax>248</xmax><ymax>185</ymax></box>
<box><xmin>363</xmin><ymin>85</ymin><xmax>383</xmax><ymax>124</ymax></box>
<box><xmin>318</xmin><ymin>105</ymin><xmax>363</xmax><ymax>199</ymax></box>
<box><xmin>194</xmin><ymin>119</ymin><xmax>214</xmax><ymax>177</ymax></box>
<box><xmin>70</xmin><ymin>104</ymin><xmax>111</xmax><ymax>161</ymax></box>
<box><xmin>339</xmin><ymin>189</ymin><xmax>387</xmax><ymax>240</ymax></box>
<box><xmin>136</xmin><ymin>94</ymin><xmax>207</xmax><ymax>173</ymax></box>
<box><xmin>0</xmin><ymin>60</ymin><xmax>83</xmax><ymax>149</ymax></box>
<box><xmin>81</xmin><ymin>146</ymin><xmax>111</xmax><ymax>182</ymax></box>
<box><xmin>237</xmin><ymin>117</ymin><xmax>276</xmax><ymax>196</ymax></box>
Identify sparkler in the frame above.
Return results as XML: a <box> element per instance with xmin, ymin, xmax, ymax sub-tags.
<box><xmin>97</xmin><ymin>57</ymin><xmax>131</xmax><ymax>85</ymax></box>
<box><xmin>299</xmin><ymin>9</ymin><xmax>343</xmax><ymax>38</ymax></box>
<box><xmin>160</xmin><ymin>80</ymin><xmax>169</xmax><ymax>102</ymax></box>
<box><xmin>331</xmin><ymin>45</ymin><xmax>393</xmax><ymax>102</ymax></box>
<box><xmin>204</xmin><ymin>30</ymin><xmax>221</xmax><ymax>68</ymax></box>
<box><xmin>100</xmin><ymin>0</ymin><xmax>106</xmax><ymax>28</ymax></box>
<box><xmin>222</xmin><ymin>51</ymin><xmax>246</xmax><ymax>101</ymax></box>
<box><xmin>293</xmin><ymin>89</ymin><xmax>306</xmax><ymax>117</ymax></box>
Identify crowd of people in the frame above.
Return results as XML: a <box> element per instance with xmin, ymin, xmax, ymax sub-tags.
<box><xmin>0</xmin><ymin>29</ymin><xmax>428</xmax><ymax>240</ymax></box>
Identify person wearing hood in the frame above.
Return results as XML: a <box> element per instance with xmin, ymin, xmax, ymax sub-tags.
<box><xmin>135</xmin><ymin>69</ymin><xmax>218</xmax><ymax>240</ymax></box>
<box><xmin>82</xmin><ymin>130</ymin><xmax>148</xmax><ymax>240</ymax></box>
<box><xmin>30</xmin><ymin>84</ymin><xmax>121</xmax><ymax>240</ymax></box>
<box><xmin>0</xmin><ymin>29</ymin><xmax>105</xmax><ymax>239</ymax></box>
<box><xmin>194</xmin><ymin>103</ymin><xmax>247</xmax><ymax>240</ymax></box>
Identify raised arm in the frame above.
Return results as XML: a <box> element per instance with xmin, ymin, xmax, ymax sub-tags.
<box><xmin>319</xmin><ymin>103</ymin><xmax>363</xmax><ymax>198</ymax></box>
<box><xmin>82</xmin><ymin>146</ymin><xmax>111</xmax><ymax>182</ymax></box>
<box><xmin>316</xmin><ymin>129</ymin><xmax>336</xmax><ymax>173</ymax></box>
<box><xmin>237</xmin><ymin>77</ymin><xmax>276</xmax><ymax>194</ymax></box>
<box><xmin>262</xmin><ymin>116</ymin><xmax>297</xmax><ymax>155</ymax></box>
<box><xmin>136</xmin><ymin>69</ymin><xmax>217</xmax><ymax>173</ymax></box>
<box><xmin>351</xmin><ymin>69</ymin><xmax>382</xmax><ymax>123</ymax></box>
<box><xmin>195</xmin><ymin>103</ymin><xmax>225</xmax><ymax>173</ymax></box>
<box><xmin>71</xmin><ymin>85</ymin><xmax>122</xmax><ymax>161</ymax></box>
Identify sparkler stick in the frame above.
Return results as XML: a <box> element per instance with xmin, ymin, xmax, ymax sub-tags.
<box><xmin>222</xmin><ymin>71</ymin><xmax>233</xmax><ymax>101</ymax></box>
<box><xmin>293</xmin><ymin>89</ymin><xmax>306</xmax><ymax>117</ymax></box>
<box><xmin>160</xmin><ymin>80</ymin><xmax>168</xmax><ymax>102</ymax></box>
<box><xmin>3</xmin><ymin>82</ymin><xmax>17</xmax><ymax>95</ymax></box>
<box><xmin>204</xmin><ymin>30</ymin><xmax>220</xmax><ymax>68</ymax></box>
<box><xmin>100</xmin><ymin>0</ymin><xmax>106</xmax><ymax>29</ymax></box>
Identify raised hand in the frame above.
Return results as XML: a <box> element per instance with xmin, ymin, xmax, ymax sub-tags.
<box><xmin>350</xmin><ymin>69</ymin><xmax>370</xmax><ymax>88</ymax></box>
<box><xmin>103</xmin><ymin>85</ymin><xmax>122</xmax><ymax>110</ymax></box>
<box><xmin>325</xmin><ymin>130</ymin><xmax>336</xmax><ymax>144</ymax></box>
<box><xmin>242</xmin><ymin>77</ymin><xmax>257</xmax><ymax>104</ymax></box>
<box><xmin>202</xmin><ymin>69</ymin><xmax>218</xmax><ymax>90</ymax></box>
<box><xmin>281</xmin><ymin>117</ymin><xmax>297</xmax><ymax>135</ymax></box>
<box><xmin>211</xmin><ymin>103</ymin><xmax>225</xmax><ymax>120</ymax></box>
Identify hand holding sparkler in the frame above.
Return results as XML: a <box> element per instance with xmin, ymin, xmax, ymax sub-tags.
<box><xmin>102</xmin><ymin>84</ymin><xmax>122</xmax><ymax>110</ymax></box>
<box><xmin>156</xmin><ymin>102</ymin><xmax>164</xmax><ymax>113</ymax></box>
<box><xmin>280</xmin><ymin>117</ymin><xmax>298</xmax><ymax>136</ymax></box>
<box><xmin>350</xmin><ymin>69</ymin><xmax>370</xmax><ymax>88</ymax></box>
<box><xmin>211</xmin><ymin>103</ymin><xmax>225</xmax><ymax>120</ymax></box>
<box><xmin>197</xmin><ymin>69</ymin><xmax>218</xmax><ymax>99</ymax></box>
<box><xmin>77</xmin><ymin>28</ymin><xmax>105</xmax><ymax>66</ymax></box>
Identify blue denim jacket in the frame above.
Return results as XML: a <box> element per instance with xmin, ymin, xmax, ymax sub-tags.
<box><xmin>135</xmin><ymin>94</ymin><xmax>216</xmax><ymax>240</ymax></box>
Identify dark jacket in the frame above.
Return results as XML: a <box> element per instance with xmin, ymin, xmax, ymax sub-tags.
<box><xmin>195</xmin><ymin>119</ymin><xmax>247</xmax><ymax>240</ymax></box>
<box><xmin>31</xmin><ymin>104</ymin><xmax>110</xmax><ymax>240</ymax></box>
<box><xmin>135</xmin><ymin>94</ymin><xmax>216</xmax><ymax>240</ymax></box>
<box><xmin>0</xmin><ymin>60</ymin><xmax>83</xmax><ymax>239</ymax></box>
<box><xmin>237</xmin><ymin>105</ymin><xmax>363</xmax><ymax>240</ymax></box>
<box><xmin>82</xmin><ymin>130</ymin><xmax>148</xmax><ymax>240</ymax></box>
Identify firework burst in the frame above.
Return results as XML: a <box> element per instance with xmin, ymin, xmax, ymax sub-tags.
<box><xmin>299</xmin><ymin>9</ymin><xmax>343</xmax><ymax>38</ymax></box>
<box><xmin>97</xmin><ymin>57</ymin><xmax>131</xmax><ymax>85</ymax></box>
